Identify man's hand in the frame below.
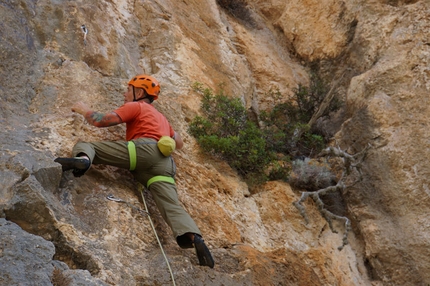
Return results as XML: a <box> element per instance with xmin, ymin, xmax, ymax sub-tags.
<box><xmin>72</xmin><ymin>101</ymin><xmax>92</xmax><ymax>116</ymax></box>
<box><xmin>174</xmin><ymin>132</ymin><xmax>184</xmax><ymax>150</ymax></box>
<box><xmin>71</xmin><ymin>101</ymin><xmax>121</xmax><ymax>127</ymax></box>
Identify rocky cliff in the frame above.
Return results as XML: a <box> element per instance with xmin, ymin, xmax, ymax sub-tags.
<box><xmin>1</xmin><ymin>0</ymin><xmax>429</xmax><ymax>285</ymax></box>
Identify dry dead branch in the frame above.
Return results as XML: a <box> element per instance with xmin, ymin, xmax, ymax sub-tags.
<box><xmin>308</xmin><ymin>71</ymin><xmax>346</xmax><ymax>128</ymax></box>
<box><xmin>293</xmin><ymin>144</ymin><xmax>370</xmax><ymax>250</ymax></box>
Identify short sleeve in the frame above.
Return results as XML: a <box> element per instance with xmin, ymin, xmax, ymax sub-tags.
<box><xmin>114</xmin><ymin>102</ymin><xmax>141</xmax><ymax>123</ymax></box>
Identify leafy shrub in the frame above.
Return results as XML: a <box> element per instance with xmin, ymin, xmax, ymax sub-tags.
<box><xmin>189</xmin><ymin>83</ymin><xmax>272</xmax><ymax>183</ymax></box>
<box><xmin>260</xmin><ymin>100</ymin><xmax>325</xmax><ymax>158</ymax></box>
<box><xmin>293</xmin><ymin>72</ymin><xmax>342</xmax><ymax>120</ymax></box>
<box><xmin>260</xmin><ymin>72</ymin><xmax>340</xmax><ymax>158</ymax></box>
<box><xmin>189</xmin><ymin>74</ymin><xmax>340</xmax><ymax>187</ymax></box>
<box><xmin>190</xmin><ymin>83</ymin><xmax>247</xmax><ymax>138</ymax></box>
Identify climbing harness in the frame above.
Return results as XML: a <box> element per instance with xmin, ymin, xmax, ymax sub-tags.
<box><xmin>147</xmin><ymin>175</ymin><xmax>175</xmax><ymax>188</ymax></box>
<box><xmin>126</xmin><ymin>141</ymin><xmax>177</xmax><ymax>188</ymax></box>
<box><xmin>127</xmin><ymin>141</ymin><xmax>137</xmax><ymax>171</ymax></box>
<box><xmin>81</xmin><ymin>24</ymin><xmax>88</xmax><ymax>46</ymax></box>
<box><xmin>106</xmin><ymin>184</ymin><xmax>176</xmax><ymax>286</ymax></box>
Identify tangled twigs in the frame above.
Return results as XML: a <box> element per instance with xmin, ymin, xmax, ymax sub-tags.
<box><xmin>293</xmin><ymin>144</ymin><xmax>370</xmax><ymax>250</ymax></box>
<box><xmin>318</xmin><ymin>143</ymin><xmax>371</xmax><ymax>180</ymax></box>
<box><xmin>293</xmin><ymin>181</ymin><xmax>351</xmax><ymax>250</ymax></box>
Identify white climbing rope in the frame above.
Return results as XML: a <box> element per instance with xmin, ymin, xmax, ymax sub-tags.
<box><xmin>138</xmin><ymin>183</ymin><xmax>176</xmax><ymax>286</ymax></box>
<box><xmin>107</xmin><ymin>184</ymin><xmax>176</xmax><ymax>286</ymax></box>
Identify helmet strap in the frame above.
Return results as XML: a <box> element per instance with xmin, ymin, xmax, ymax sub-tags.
<box><xmin>146</xmin><ymin>96</ymin><xmax>155</xmax><ymax>103</ymax></box>
<box><xmin>132</xmin><ymin>86</ymin><xmax>137</xmax><ymax>102</ymax></box>
<box><xmin>133</xmin><ymin>87</ymin><xmax>154</xmax><ymax>103</ymax></box>
<box><xmin>135</xmin><ymin>96</ymin><xmax>154</xmax><ymax>103</ymax></box>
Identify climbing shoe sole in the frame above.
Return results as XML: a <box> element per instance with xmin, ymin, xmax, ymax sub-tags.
<box><xmin>54</xmin><ymin>157</ymin><xmax>90</xmax><ymax>172</ymax></box>
<box><xmin>194</xmin><ymin>235</ymin><xmax>215</xmax><ymax>268</ymax></box>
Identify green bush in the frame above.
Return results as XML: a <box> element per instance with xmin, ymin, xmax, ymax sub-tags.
<box><xmin>189</xmin><ymin>75</ymin><xmax>339</xmax><ymax>186</ymax></box>
<box><xmin>189</xmin><ymin>84</ymin><xmax>271</xmax><ymax>182</ymax></box>
<box><xmin>260</xmin><ymin>105</ymin><xmax>325</xmax><ymax>157</ymax></box>
<box><xmin>189</xmin><ymin>83</ymin><xmax>247</xmax><ymax>138</ymax></box>
<box><xmin>260</xmin><ymin>72</ymin><xmax>340</xmax><ymax>157</ymax></box>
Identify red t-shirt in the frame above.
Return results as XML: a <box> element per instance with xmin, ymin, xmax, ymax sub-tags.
<box><xmin>114</xmin><ymin>102</ymin><xmax>174</xmax><ymax>141</ymax></box>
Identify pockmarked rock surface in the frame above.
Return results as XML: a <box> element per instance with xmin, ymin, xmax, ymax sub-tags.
<box><xmin>0</xmin><ymin>218</ymin><xmax>105</xmax><ymax>286</ymax></box>
<box><xmin>335</xmin><ymin>1</ymin><xmax>430</xmax><ymax>285</ymax></box>
<box><xmin>0</xmin><ymin>0</ymin><xmax>429</xmax><ymax>285</ymax></box>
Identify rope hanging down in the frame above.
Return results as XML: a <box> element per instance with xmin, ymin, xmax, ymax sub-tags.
<box><xmin>106</xmin><ymin>183</ymin><xmax>176</xmax><ymax>286</ymax></box>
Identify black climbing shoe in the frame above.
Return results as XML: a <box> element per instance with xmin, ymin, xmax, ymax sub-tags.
<box><xmin>193</xmin><ymin>235</ymin><xmax>215</xmax><ymax>268</ymax></box>
<box><xmin>54</xmin><ymin>157</ymin><xmax>90</xmax><ymax>177</ymax></box>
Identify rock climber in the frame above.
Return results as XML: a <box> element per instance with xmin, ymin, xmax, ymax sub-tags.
<box><xmin>55</xmin><ymin>74</ymin><xmax>215</xmax><ymax>268</ymax></box>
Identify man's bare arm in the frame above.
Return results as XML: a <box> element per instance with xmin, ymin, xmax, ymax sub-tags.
<box><xmin>71</xmin><ymin>101</ymin><xmax>122</xmax><ymax>127</ymax></box>
<box><xmin>85</xmin><ymin>111</ymin><xmax>122</xmax><ymax>127</ymax></box>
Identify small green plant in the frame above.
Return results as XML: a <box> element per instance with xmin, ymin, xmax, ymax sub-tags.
<box><xmin>260</xmin><ymin>72</ymin><xmax>340</xmax><ymax>158</ymax></box>
<box><xmin>190</xmin><ymin>82</ymin><xmax>248</xmax><ymax>138</ymax></box>
<box><xmin>260</xmin><ymin>102</ymin><xmax>325</xmax><ymax>158</ymax></box>
<box><xmin>189</xmin><ymin>73</ymin><xmax>340</xmax><ymax>187</ymax></box>
<box><xmin>189</xmin><ymin>83</ymin><xmax>272</xmax><ymax>183</ymax></box>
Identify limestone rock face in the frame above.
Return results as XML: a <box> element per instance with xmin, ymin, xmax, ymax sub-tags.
<box><xmin>0</xmin><ymin>0</ymin><xmax>429</xmax><ymax>285</ymax></box>
<box><xmin>254</xmin><ymin>0</ymin><xmax>357</xmax><ymax>61</ymax></box>
<box><xmin>336</xmin><ymin>1</ymin><xmax>430</xmax><ymax>284</ymax></box>
<box><xmin>0</xmin><ymin>219</ymin><xmax>105</xmax><ymax>285</ymax></box>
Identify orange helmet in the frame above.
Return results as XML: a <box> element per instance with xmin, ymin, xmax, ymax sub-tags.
<box><xmin>128</xmin><ymin>74</ymin><xmax>160</xmax><ymax>99</ymax></box>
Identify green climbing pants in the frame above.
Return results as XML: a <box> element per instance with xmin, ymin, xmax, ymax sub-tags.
<box><xmin>72</xmin><ymin>138</ymin><xmax>201</xmax><ymax>248</ymax></box>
